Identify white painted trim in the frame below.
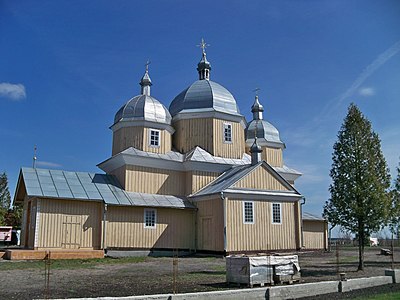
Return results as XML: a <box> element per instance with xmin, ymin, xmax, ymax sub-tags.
<box><xmin>223</xmin><ymin>122</ymin><xmax>233</xmax><ymax>144</ymax></box>
<box><xmin>271</xmin><ymin>202</ymin><xmax>282</xmax><ymax>224</ymax></box>
<box><xmin>144</xmin><ymin>208</ymin><xmax>157</xmax><ymax>229</ymax></box>
<box><xmin>243</xmin><ymin>201</ymin><xmax>255</xmax><ymax>224</ymax></box>
<box><xmin>34</xmin><ymin>199</ymin><xmax>40</xmax><ymax>248</ymax></box>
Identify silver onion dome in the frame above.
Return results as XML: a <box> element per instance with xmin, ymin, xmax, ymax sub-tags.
<box><xmin>169</xmin><ymin>80</ymin><xmax>241</xmax><ymax>117</ymax></box>
<box><xmin>114</xmin><ymin>63</ymin><xmax>172</xmax><ymax>125</ymax></box>
<box><xmin>246</xmin><ymin>96</ymin><xmax>284</xmax><ymax>148</ymax></box>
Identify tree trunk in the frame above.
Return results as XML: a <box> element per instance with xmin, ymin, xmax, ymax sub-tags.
<box><xmin>358</xmin><ymin>230</ymin><xmax>364</xmax><ymax>271</ymax></box>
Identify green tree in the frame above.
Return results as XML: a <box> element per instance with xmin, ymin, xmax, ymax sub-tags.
<box><xmin>0</xmin><ymin>172</ymin><xmax>11</xmax><ymax>226</ymax></box>
<box><xmin>390</xmin><ymin>161</ymin><xmax>400</xmax><ymax>237</ymax></box>
<box><xmin>323</xmin><ymin>103</ymin><xmax>391</xmax><ymax>270</ymax></box>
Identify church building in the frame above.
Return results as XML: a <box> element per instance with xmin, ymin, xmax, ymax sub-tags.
<box><xmin>13</xmin><ymin>42</ymin><xmax>326</xmax><ymax>255</ymax></box>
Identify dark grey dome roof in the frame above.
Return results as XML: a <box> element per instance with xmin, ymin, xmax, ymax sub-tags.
<box><xmin>169</xmin><ymin>80</ymin><xmax>241</xmax><ymax>117</ymax></box>
<box><xmin>246</xmin><ymin>119</ymin><xmax>284</xmax><ymax>147</ymax></box>
<box><xmin>114</xmin><ymin>94</ymin><xmax>172</xmax><ymax>125</ymax></box>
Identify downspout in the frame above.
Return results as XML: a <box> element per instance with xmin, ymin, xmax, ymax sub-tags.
<box><xmin>220</xmin><ymin>192</ymin><xmax>227</xmax><ymax>255</ymax></box>
<box><xmin>300</xmin><ymin>197</ymin><xmax>306</xmax><ymax>248</ymax></box>
<box><xmin>102</xmin><ymin>203</ymin><xmax>108</xmax><ymax>253</ymax></box>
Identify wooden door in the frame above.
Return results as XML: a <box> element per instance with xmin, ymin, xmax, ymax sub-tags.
<box><xmin>62</xmin><ymin>216</ymin><xmax>82</xmax><ymax>249</ymax></box>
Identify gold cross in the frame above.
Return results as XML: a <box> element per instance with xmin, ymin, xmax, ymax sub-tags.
<box><xmin>197</xmin><ymin>38</ymin><xmax>210</xmax><ymax>54</ymax></box>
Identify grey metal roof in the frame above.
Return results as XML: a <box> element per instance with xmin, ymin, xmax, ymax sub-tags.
<box><xmin>273</xmin><ymin>165</ymin><xmax>302</xmax><ymax>176</ymax></box>
<box><xmin>185</xmin><ymin>146</ymin><xmax>251</xmax><ymax>165</ymax></box>
<box><xmin>114</xmin><ymin>94</ymin><xmax>172</xmax><ymax>125</ymax></box>
<box><xmin>19</xmin><ymin>167</ymin><xmax>194</xmax><ymax>209</ymax></box>
<box><xmin>246</xmin><ymin>119</ymin><xmax>284</xmax><ymax>147</ymax></box>
<box><xmin>303</xmin><ymin>211</ymin><xmax>326</xmax><ymax>221</ymax></box>
<box><xmin>169</xmin><ymin>80</ymin><xmax>241</xmax><ymax>117</ymax></box>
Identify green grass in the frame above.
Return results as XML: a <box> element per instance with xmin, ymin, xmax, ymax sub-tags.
<box><xmin>353</xmin><ymin>291</ymin><xmax>400</xmax><ymax>300</ymax></box>
<box><xmin>0</xmin><ymin>256</ymin><xmax>147</xmax><ymax>271</ymax></box>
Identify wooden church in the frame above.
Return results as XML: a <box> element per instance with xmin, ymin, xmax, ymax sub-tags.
<box><xmin>13</xmin><ymin>42</ymin><xmax>327</xmax><ymax>255</ymax></box>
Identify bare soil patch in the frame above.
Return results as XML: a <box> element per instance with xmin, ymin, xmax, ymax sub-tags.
<box><xmin>0</xmin><ymin>247</ymin><xmax>399</xmax><ymax>299</ymax></box>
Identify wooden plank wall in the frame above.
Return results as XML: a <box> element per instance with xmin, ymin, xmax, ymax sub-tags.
<box><xmin>186</xmin><ymin>171</ymin><xmax>220</xmax><ymax>195</ymax></box>
<box><xmin>112</xmin><ymin>127</ymin><xmax>172</xmax><ymax>155</ymax></box>
<box><xmin>303</xmin><ymin>220</ymin><xmax>328</xmax><ymax>250</ymax></box>
<box><xmin>37</xmin><ymin>199</ymin><xmax>102</xmax><ymax>249</ymax></box>
<box><xmin>262</xmin><ymin>148</ymin><xmax>283</xmax><ymax>167</ymax></box>
<box><xmin>233</xmin><ymin>165</ymin><xmax>289</xmax><ymax>191</ymax></box>
<box><xmin>124</xmin><ymin>165</ymin><xmax>186</xmax><ymax>195</ymax></box>
<box><xmin>195</xmin><ymin>199</ymin><xmax>224</xmax><ymax>252</ymax></box>
<box><xmin>226</xmin><ymin>198</ymin><xmax>297</xmax><ymax>252</ymax></box>
<box><xmin>105</xmin><ymin>206</ymin><xmax>195</xmax><ymax>249</ymax></box>
<box><xmin>212</xmin><ymin>119</ymin><xmax>245</xmax><ymax>159</ymax></box>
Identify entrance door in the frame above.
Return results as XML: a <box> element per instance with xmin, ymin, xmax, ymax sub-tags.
<box><xmin>62</xmin><ymin>216</ymin><xmax>82</xmax><ymax>249</ymax></box>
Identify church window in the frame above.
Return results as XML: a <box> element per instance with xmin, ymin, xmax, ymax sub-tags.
<box><xmin>149</xmin><ymin>129</ymin><xmax>160</xmax><ymax>147</ymax></box>
<box><xmin>243</xmin><ymin>201</ymin><xmax>254</xmax><ymax>224</ymax></box>
<box><xmin>144</xmin><ymin>208</ymin><xmax>157</xmax><ymax>228</ymax></box>
<box><xmin>272</xmin><ymin>203</ymin><xmax>281</xmax><ymax>224</ymax></box>
<box><xmin>223</xmin><ymin>123</ymin><xmax>232</xmax><ymax>143</ymax></box>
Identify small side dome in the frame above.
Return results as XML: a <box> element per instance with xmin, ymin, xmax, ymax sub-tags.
<box><xmin>169</xmin><ymin>80</ymin><xmax>241</xmax><ymax>117</ymax></box>
<box><xmin>246</xmin><ymin>119</ymin><xmax>284</xmax><ymax>146</ymax></box>
<box><xmin>114</xmin><ymin>95</ymin><xmax>172</xmax><ymax>125</ymax></box>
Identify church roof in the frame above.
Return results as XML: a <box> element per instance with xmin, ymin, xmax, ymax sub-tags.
<box><xmin>14</xmin><ymin>167</ymin><xmax>194</xmax><ymax>209</ymax></box>
<box><xmin>169</xmin><ymin>80</ymin><xmax>242</xmax><ymax>118</ymax></box>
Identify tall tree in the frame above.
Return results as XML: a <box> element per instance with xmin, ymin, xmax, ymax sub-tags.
<box><xmin>390</xmin><ymin>161</ymin><xmax>400</xmax><ymax>237</ymax></box>
<box><xmin>0</xmin><ymin>172</ymin><xmax>11</xmax><ymax>226</ymax></box>
<box><xmin>323</xmin><ymin>103</ymin><xmax>391</xmax><ymax>271</ymax></box>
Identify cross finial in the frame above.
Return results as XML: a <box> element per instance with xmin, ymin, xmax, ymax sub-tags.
<box><xmin>197</xmin><ymin>38</ymin><xmax>210</xmax><ymax>55</ymax></box>
<box><xmin>253</xmin><ymin>87</ymin><xmax>260</xmax><ymax>96</ymax></box>
<box><xmin>145</xmin><ymin>59</ymin><xmax>151</xmax><ymax>72</ymax></box>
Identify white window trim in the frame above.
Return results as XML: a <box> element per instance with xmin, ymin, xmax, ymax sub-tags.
<box><xmin>223</xmin><ymin>123</ymin><xmax>233</xmax><ymax>144</ymax></box>
<box><xmin>144</xmin><ymin>208</ymin><xmax>157</xmax><ymax>229</ymax></box>
<box><xmin>243</xmin><ymin>201</ymin><xmax>255</xmax><ymax>224</ymax></box>
<box><xmin>271</xmin><ymin>203</ymin><xmax>282</xmax><ymax>224</ymax></box>
<box><xmin>149</xmin><ymin>129</ymin><xmax>161</xmax><ymax>148</ymax></box>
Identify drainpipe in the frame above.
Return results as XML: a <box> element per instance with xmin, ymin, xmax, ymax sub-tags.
<box><xmin>102</xmin><ymin>203</ymin><xmax>108</xmax><ymax>252</ymax></box>
<box><xmin>300</xmin><ymin>197</ymin><xmax>306</xmax><ymax>248</ymax></box>
<box><xmin>220</xmin><ymin>192</ymin><xmax>227</xmax><ymax>255</ymax></box>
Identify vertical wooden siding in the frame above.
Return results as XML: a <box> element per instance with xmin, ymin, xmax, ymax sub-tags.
<box><xmin>195</xmin><ymin>199</ymin><xmax>224</xmax><ymax>252</ymax></box>
<box><xmin>173</xmin><ymin>118</ymin><xmax>214</xmax><ymax>154</ymax></box>
<box><xmin>212</xmin><ymin>119</ymin><xmax>245</xmax><ymax>159</ymax></box>
<box><xmin>186</xmin><ymin>171</ymin><xmax>220</xmax><ymax>195</ymax></box>
<box><xmin>37</xmin><ymin>199</ymin><xmax>102</xmax><ymax>249</ymax></box>
<box><xmin>226</xmin><ymin>198</ymin><xmax>297</xmax><ymax>252</ymax></box>
<box><xmin>262</xmin><ymin>148</ymin><xmax>283</xmax><ymax>167</ymax></box>
<box><xmin>125</xmin><ymin>165</ymin><xmax>186</xmax><ymax>195</ymax></box>
<box><xmin>105</xmin><ymin>206</ymin><xmax>195</xmax><ymax>249</ymax></box>
<box><xmin>112</xmin><ymin>127</ymin><xmax>172</xmax><ymax>155</ymax></box>
<box><xmin>233</xmin><ymin>165</ymin><xmax>289</xmax><ymax>191</ymax></box>
<box><xmin>303</xmin><ymin>220</ymin><xmax>328</xmax><ymax>250</ymax></box>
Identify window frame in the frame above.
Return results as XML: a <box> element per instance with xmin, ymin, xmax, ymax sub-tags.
<box><xmin>149</xmin><ymin>129</ymin><xmax>161</xmax><ymax>148</ymax></box>
<box><xmin>223</xmin><ymin>123</ymin><xmax>233</xmax><ymax>144</ymax></box>
<box><xmin>271</xmin><ymin>203</ymin><xmax>282</xmax><ymax>224</ymax></box>
<box><xmin>243</xmin><ymin>201</ymin><xmax>255</xmax><ymax>224</ymax></box>
<box><xmin>144</xmin><ymin>208</ymin><xmax>157</xmax><ymax>229</ymax></box>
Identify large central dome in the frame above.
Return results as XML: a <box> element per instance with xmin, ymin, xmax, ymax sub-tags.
<box><xmin>169</xmin><ymin>79</ymin><xmax>241</xmax><ymax>117</ymax></box>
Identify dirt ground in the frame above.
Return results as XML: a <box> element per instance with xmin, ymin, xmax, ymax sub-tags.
<box><xmin>0</xmin><ymin>247</ymin><xmax>399</xmax><ymax>300</ymax></box>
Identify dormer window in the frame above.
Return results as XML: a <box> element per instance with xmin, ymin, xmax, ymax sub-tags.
<box><xmin>224</xmin><ymin>123</ymin><xmax>232</xmax><ymax>143</ymax></box>
<box><xmin>149</xmin><ymin>129</ymin><xmax>160</xmax><ymax>147</ymax></box>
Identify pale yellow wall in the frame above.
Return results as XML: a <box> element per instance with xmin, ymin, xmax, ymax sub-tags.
<box><xmin>303</xmin><ymin>220</ymin><xmax>328</xmax><ymax>250</ymax></box>
<box><xmin>233</xmin><ymin>164</ymin><xmax>289</xmax><ymax>191</ymax></box>
<box><xmin>195</xmin><ymin>198</ymin><xmax>224</xmax><ymax>252</ymax></box>
<box><xmin>37</xmin><ymin>199</ymin><xmax>102</xmax><ymax>250</ymax></box>
<box><xmin>112</xmin><ymin>126</ymin><xmax>172</xmax><ymax>155</ymax></box>
<box><xmin>123</xmin><ymin>165</ymin><xmax>186</xmax><ymax>195</ymax></box>
<box><xmin>245</xmin><ymin>146</ymin><xmax>283</xmax><ymax>168</ymax></box>
<box><xmin>105</xmin><ymin>206</ymin><xmax>195</xmax><ymax>249</ymax></box>
<box><xmin>212</xmin><ymin>119</ymin><xmax>245</xmax><ymax>159</ymax></box>
<box><xmin>185</xmin><ymin>171</ymin><xmax>220</xmax><ymax>195</ymax></box>
<box><xmin>173</xmin><ymin>118</ymin><xmax>245</xmax><ymax>159</ymax></box>
<box><xmin>226</xmin><ymin>198</ymin><xmax>297</xmax><ymax>252</ymax></box>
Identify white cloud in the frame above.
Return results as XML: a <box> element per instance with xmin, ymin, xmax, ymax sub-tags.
<box><xmin>35</xmin><ymin>161</ymin><xmax>62</xmax><ymax>168</ymax></box>
<box><xmin>358</xmin><ymin>87</ymin><xmax>375</xmax><ymax>97</ymax></box>
<box><xmin>0</xmin><ymin>82</ymin><xmax>26</xmax><ymax>100</ymax></box>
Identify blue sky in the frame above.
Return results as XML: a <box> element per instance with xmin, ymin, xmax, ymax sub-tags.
<box><xmin>1</xmin><ymin>1</ymin><xmax>399</xmax><ymax>218</ymax></box>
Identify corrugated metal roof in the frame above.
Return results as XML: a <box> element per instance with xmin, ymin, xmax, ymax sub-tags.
<box><xmin>303</xmin><ymin>211</ymin><xmax>325</xmax><ymax>221</ymax></box>
<box><xmin>19</xmin><ymin>167</ymin><xmax>194</xmax><ymax>209</ymax></box>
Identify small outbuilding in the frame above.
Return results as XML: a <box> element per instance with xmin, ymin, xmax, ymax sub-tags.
<box><xmin>302</xmin><ymin>212</ymin><xmax>328</xmax><ymax>250</ymax></box>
